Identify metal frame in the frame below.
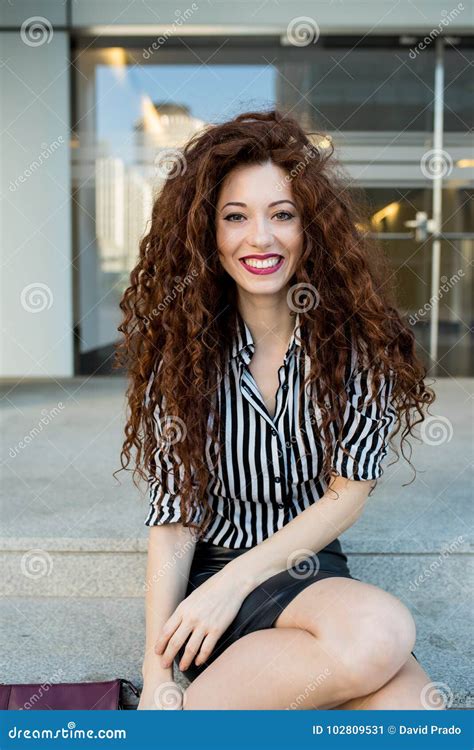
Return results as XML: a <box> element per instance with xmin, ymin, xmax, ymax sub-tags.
<box><xmin>429</xmin><ymin>37</ymin><xmax>445</xmax><ymax>368</ymax></box>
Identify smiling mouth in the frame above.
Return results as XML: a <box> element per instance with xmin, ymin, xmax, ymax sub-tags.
<box><xmin>242</xmin><ymin>255</ymin><xmax>281</xmax><ymax>268</ymax></box>
<box><xmin>239</xmin><ymin>255</ymin><xmax>284</xmax><ymax>274</ymax></box>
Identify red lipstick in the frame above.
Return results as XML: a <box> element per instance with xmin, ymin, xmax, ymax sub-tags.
<box><xmin>238</xmin><ymin>254</ymin><xmax>285</xmax><ymax>276</ymax></box>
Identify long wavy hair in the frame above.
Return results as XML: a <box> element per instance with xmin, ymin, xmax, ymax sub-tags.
<box><xmin>113</xmin><ymin>108</ymin><xmax>435</xmax><ymax>540</ymax></box>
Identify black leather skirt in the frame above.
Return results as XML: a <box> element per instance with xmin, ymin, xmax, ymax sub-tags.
<box><xmin>175</xmin><ymin>537</ymin><xmax>357</xmax><ymax>683</ymax></box>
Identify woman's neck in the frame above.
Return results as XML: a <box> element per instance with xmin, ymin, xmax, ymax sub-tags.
<box><xmin>237</xmin><ymin>291</ymin><xmax>295</xmax><ymax>353</ymax></box>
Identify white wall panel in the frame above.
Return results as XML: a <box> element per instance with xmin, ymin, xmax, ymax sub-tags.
<box><xmin>0</xmin><ymin>31</ymin><xmax>72</xmax><ymax>377</ymax></box>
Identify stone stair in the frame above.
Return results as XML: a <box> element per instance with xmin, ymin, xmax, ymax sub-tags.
<box><xmin>1</xmin><ymin>376</ymin><xmax>472</xmax><ymax>709</ymax></box>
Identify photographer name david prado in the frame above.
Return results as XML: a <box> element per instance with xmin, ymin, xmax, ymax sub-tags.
<box><xmin>311</xmin><ymin>723</ymin><xmax>463</xmax><ymax>736</ymax></box>
<box><xmin>400</xmin><ymin>725</ymin><xmax>461</xmax><ymax>735</ymax></box>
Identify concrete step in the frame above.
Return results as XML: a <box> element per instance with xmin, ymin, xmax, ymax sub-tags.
<box><xmin>0</xmin><ymin>596</ymin><xmax>185</xmax><ymax>710</ymax></box>
<box><xmin>1</xmin><ymin>537</ymin><xmax>147</xmax><ymax>597</ymax></box>
<box><xmin>1</xmin><ymin>376</ymin><xmax>472</xmax><ymax>709</ymax></box>
<box><xmin>2</xmin><ymin>536</ymin><xmax>472</xmax><ymax>598</ymax></box>
<box><xmin>1</xmin><ymin>595</ymin><xmax>471</xmax><ymax>710</ymax></box>
<box><xmin>2</xmin><ymin>538</ymin><xmax>473</xmax><ymax>710</ymax></box>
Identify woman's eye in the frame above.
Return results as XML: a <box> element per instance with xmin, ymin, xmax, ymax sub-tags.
<box><xmin>224</xmin><ymin>211</ymin><xmax>295</xmax><ymax>222</ymax></box>
<box><xmin>224</xmin><ymin>213</ymin><xmax>244</xmax><ymax>222</ymax></box>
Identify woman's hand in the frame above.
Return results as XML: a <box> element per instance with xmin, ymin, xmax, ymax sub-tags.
<box><xmin>154</xmin><ymin>567</ymin><xmax>251</xmax><ymax>672</ymax></box>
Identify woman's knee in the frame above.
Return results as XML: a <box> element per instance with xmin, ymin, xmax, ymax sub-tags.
<box><xmin>339</xmin><ymin>598</ymin><xmax>417</xmax><ymax>696</ymax></box>
<box><xmin>297</xmin><ymin>582</ymin><xmax>417</xmax><ymax>698</ymax></box>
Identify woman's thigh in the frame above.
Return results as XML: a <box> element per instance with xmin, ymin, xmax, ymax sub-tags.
<box><xmin>273</xmin><ymin>576</ymin><xmax>416</xmax><ymax>678</ymax></box>
<box><xmin>274</xmin><ymin>576</ymin><xmax>414</xmax><ymax>635</ymax></box>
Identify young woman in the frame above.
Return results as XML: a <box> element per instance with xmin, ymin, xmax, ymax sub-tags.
<box><xmin>115</xmin><ymin>109</ymin><xmax>440</xmax><ymax>710</ymax></box>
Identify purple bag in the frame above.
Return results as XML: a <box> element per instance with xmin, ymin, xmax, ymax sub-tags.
<box><xmin>0</xmin><ymin>679</ymin><xmax>140</xmax><ymax>710</ymax></box>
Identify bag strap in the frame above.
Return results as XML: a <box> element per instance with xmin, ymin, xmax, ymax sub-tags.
<box><xmin>119</xmin><ymin>679</ymin><xmax>141</xmax><ymax>709</ymax></box>
<box><xmin>0</xmin><ymin>683</ymin><xmax>12</xmax><ymax>710</ymax></box>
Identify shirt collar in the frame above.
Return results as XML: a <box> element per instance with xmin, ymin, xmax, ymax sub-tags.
<box><xmin>230</xmin><ymin>310</ymin><xmax>305</xmax><ymax>364</ymax></box>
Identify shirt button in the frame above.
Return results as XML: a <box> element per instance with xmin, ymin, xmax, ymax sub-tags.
<box><xmin>271</xmin><ymin>428</ymin><xmax>277</xmax><ymax>437</ymax></box>
<box><xmin>275</xmin><ymin>476</ymin><xmax>281</xmax><ymax>483</ymax></box>
<box><xmin>282</xmin><ymin>384</ymin><xmax>289</xmax><ymax>391</ymax></box>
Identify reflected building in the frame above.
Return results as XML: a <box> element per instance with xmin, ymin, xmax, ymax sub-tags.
<box><xmin>95</xmin><ymin>102</ymin><xmax>205</xmax><ymax>277</ymax></box>
<box><xmin>1</xmin><ymin>3</ymin><xmax>472</xmax><ymax>378</ymax></box>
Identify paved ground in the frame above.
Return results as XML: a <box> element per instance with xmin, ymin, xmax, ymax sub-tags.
<box><xmin>1</xmin><ymin>376</ymin><xmax>472</xmax><ymax>708</ymax></box>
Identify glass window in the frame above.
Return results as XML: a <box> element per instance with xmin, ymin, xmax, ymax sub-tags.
<box><xmin>278</xmin><ymin>44</ymin><xmax>434</xmax><ymax>133</ymax></box>
<box><xmin>444</xmin><ymin>46</ymin><xmax>474</xmax><ymax>132</ymax></box>
<box><xmin>72</xmin><ymin>39</ymin><xmax>472</xmax><ymax>376</ymax></box>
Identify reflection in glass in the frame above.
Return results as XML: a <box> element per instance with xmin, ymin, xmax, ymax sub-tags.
<box><xmin>72</xmin><ymin>42</ymin><xmax>473</xmax><ymax>376</ymax></box>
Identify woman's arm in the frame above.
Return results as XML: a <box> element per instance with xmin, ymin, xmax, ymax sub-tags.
<box><xmin>141</xmin><ymin>523</ymin><xmax>196</xmax><ymax>693</ymax></box>
<box><xmin>222</xmin><ymin>474</ymin><xmax>373</xmax><ymax>594</ymax></box>
<box><xmin>155</xmin><ymin>475</ymin><xmax>373</xmax><ymax>672</ymax></box>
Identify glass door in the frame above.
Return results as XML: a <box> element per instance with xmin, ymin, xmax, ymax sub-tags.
<box><xmin>71</xmin><ymin>36</ymin><xmax>473</xmax><ymax>376</ymax></box>
<box><xmin>364</xmin><ymin>186</ymin><xmax>473</xmax><ymax>377</ymax></box>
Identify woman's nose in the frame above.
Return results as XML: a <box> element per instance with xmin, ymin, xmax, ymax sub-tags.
<box><xmin>246</xmin><ymin>219</ymin><xmax>273</xmax><ymax>248</ymax></box>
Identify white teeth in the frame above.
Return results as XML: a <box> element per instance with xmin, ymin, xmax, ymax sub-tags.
<box><xmin>242</xmin><ymin>256</ymin><xmax>281</xmax><ymax>269</ymax></box>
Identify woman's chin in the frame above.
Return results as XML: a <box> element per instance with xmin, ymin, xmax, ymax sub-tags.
<box><xmin>236</xmin><ymin>278</ymin><xmax>288</xmax><ymax>297</ymax></box>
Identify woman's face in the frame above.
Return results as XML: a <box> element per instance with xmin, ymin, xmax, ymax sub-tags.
<box><xmin>215</xmin><ymin>161</ymin><xmax>304</xmax><ymax>299</ymax></box>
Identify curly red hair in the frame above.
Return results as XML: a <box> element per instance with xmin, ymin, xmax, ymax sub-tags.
<box><xmin>113</xmin><ymin>108</ymin><xmax>435</xmax><ymax>539</ymax></box>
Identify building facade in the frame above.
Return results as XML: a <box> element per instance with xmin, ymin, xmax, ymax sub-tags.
<box><xmin>1</xmin><ymin>1</ymin><xmax>472</xmax><ymax>378</ymax></box>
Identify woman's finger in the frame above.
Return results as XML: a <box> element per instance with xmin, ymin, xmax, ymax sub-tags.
<box><xmin>160</xmin><ymin>622</ymin><xmax>193</xmax><ymax>667</ymax></box>
<box><xmin>178</xmin><ymin>628</ymin><xmax>208</xmax><ymax>671</ymax></box>
<box><xmin>154</xmin><ymin>612</ymin><xmax>182</xmax><ymax>655</ymax></box>
<box><xmin>194</xmin><ymin>630</ymin><xmax>221</xmax><ymax>667</ymax></box>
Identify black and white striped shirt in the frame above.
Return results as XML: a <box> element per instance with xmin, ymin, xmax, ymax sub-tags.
<box><xmin>145</xmin><ymin>311</ymin><xmax>397</xmax><ymax>548</ymax></box>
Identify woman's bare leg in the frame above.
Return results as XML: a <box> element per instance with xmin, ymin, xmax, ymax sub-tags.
<box><xmin>333</xmin><ymin>654</ymin><xmax>447</xmax><ymax>710</ymax></box>
<box><xmin>182</xmin><ymin>577</ymin><xmax>417</xmax><ymax>710</ymax></box>
<box><xmin>182</xmin><ymin>627</ymin><xmax>376</xmax><ymax>710</ymax></box>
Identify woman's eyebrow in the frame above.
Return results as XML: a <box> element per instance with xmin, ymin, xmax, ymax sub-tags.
<box><xmin>220</xmin><ymin>199</ymin><xmax>296</xmax><ymax>210</ymax></box>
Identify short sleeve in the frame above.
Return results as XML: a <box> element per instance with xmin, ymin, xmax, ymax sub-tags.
<box><xmin>145</xmin><ymin>434</ymin><xmax>186</xmax><ymax>526</ymax></box>
<box><xmin>331</xmin><ymin>365</ymin><xmax>397</xmax><ymax>481</ymax></box>
<box><xmin>144</xmin><ymin>372</ymin><xmax>201</xmax><ymax>527</ymax></box>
